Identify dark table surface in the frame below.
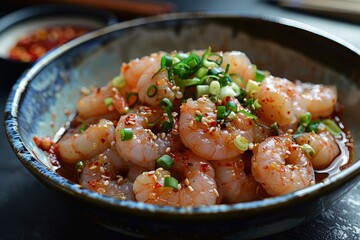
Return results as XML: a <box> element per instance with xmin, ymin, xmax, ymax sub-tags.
<box><xmin>1</xmin><ymin>1</ymin><xmax>360</xmax><ymax>239</ymax></box>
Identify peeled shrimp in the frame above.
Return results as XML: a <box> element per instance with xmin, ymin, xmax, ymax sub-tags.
<box><xmin>221</xmin><ymin>51</ymin><xmax>256</xmax><ymax>83</ymax></box>
<box><xmin>133</xmin><ymin>150</ymin><xmax>218</xmax><ymax>207</ymax></box>
<box><xmin>296</xmin><ymin>82</ymin><xmax>337</xmax><ymax>119</ymax></box>
<box><xmin>115</xmin><ymin>107</ymin><xmax>183</xmax><ymax>168</ymax></box>
<box><xmin>56</xmin><ymin>119</ymin><xmax>115</xmax><ymax>164</ymax></box>
<box><xmin>179</xmin><ymin>96</ymin><xmax>254</xmax><ymax>160</ymax></box>
<box><xmin>211</xmin><ymin>157</ymin><xmax>262</xmax><ymax>203</ymax></box>
<box><xmin>80</xmin><ymin>147</ymin><xmax>134</xmax><ymax>200</ymax></box>
<box><xmin>295</xmin><ymin>131</ymin><xmax>340</xmax><ymax>169</ymax></box>
<box><xmin>254</xmin><ymin>76</ymin><xmax>305</xmax><ymax>128</ymax></box>
<box><xmin>251</xmin><ymin>134</ymin><xmax>315</xmax><ymax>196</ymax></box>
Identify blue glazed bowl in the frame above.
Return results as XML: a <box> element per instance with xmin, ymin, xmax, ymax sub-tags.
<box><xmin>4</xmin><ymin>12</ymin><xmax>360</xmax><ymax>239</ymax></box>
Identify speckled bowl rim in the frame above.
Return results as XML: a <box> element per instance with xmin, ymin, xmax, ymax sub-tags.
<box><xmin>5</xmin><ymin>12</ymin><xmax>360</xmax><ymax>218</ymax></box>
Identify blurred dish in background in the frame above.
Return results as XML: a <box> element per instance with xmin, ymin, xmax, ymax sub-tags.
<box><xmin>0</xmin><ymin>4</ymin><xmax>117</xmax><ymax>88</ymax></box>
<box><xmin>277</xmin><ymin>0</ymin><xmax>360</xmax><ymax>22</ymax></box>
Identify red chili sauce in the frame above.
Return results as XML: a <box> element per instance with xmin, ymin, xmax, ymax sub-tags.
<box><xmin>8</xmin><ymin>26</ymin><xmax>90</xmax><ymax>62</ymax></box>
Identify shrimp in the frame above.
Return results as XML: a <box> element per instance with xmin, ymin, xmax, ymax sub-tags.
<box><xmin>296</xmin><ymin>82</ymin><xmax>337</xmax><ymax>119</ymax></box>
<box><xmin>121</xmin><ymin>52</ymin><xmax>163</xmax><ymax>90</ymax></box>
<box><xmin>251</xmin><ymin>134</ymin><xmax>315</xmax><ymax>196</ymax></box>
<box><xmin>79</xmin><ymin>147</ymin><xmax>134</xmax><ymax>200</ymax></box>
<box><xmin>77</xmin><ymin>83</ymin><xmax>129</xmax><ymax>121</ymax></box>
<box><xmin>56</xmin><ymin>119</ymin><xmax>115</xmax><ymax>164</ymax></box>
<box><xmin>254</xmin><ymin>76</ymin><xmax>305</xmax><ymax>128</ymax></box>
<box><xmin>179</xmin><ymin>96</ymin><xmax>254</xmax><ymax>160</ymax></box>
<box><xmin>295</xmin><ymin>131</ymin><xmax>340</xmax><ymax>170</ymax></box>
<box><xmin>133</xmin><ymin>149</ymin><xmax>218</xmax><ymax>207</ymax></box>
<box><xmin>115</xmin><ymin>107</ymin><xmax>183</xmax><ymax>168</ymax></box>
<box><xmin>221</xmin><ymin>51</ymin><xmax>256</xmax><ymax>83</ymax></box>
<box><xmin>211</xmin><ymin>157</ymin><xmax>263</xmax><ymax>203</ymax></box>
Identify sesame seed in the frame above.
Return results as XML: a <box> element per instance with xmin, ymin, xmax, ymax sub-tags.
<box><xmin>213</xmin><ymin>188</ymin><xmax>219</xmax><ymax>197</ymax></box>
<box><xmin>188</xmin><ymin>186</ymin><xmax>194</xmax><ymax>192</ymax></box>
<box><xmin>188</xmin><ymin>120</ymin><xmax>194</xmax><ymax>128</ymax></box>
<box><xmin>100</xmin><ymin>166</ymin><xmax>105</xmax><ymax>173</ymax></box>
<box><xmin>195</xmin><ymin>110</ymin><xmax>202</xmax><ymax>116</ymax></box>
<box><xmin>165</xmin><ymin>147</ymin><xmax>171</xmax><ymax>153</ymax></box>
<box><xmin>184</xmin><ymin>178</ymin><xmax>190</xmax><ymax>186</ymax></box>
<box><xmin>103</xmin><ymin>180</ymin><xmax>109</xmax><ymax>186</ymax></box>
<box><xmin>89</xmin><ymin>165</ymin><xmax>97</xmax><ymax>170</ymax></box>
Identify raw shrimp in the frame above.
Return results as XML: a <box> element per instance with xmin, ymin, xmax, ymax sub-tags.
<box><xmin>179</xmin><ymin>96</ymin><xmax>254</xmax><ymax>160</ymax></box>
<box><xmin>211</xmin><ymin>157</ymin><xmax>263</xmax><ymax>203</ymax></box>
<box><xmin>295</xmin><ymin>131</ymin><xmax>340</xmax><ymax>169</ymax></box>
<box><xmin>251</xmin><ymin>134</ymin><xmax>315</xmax><ymax>196</ymax></box>
<box><xmin>56</xmin><ymin>119</ymin><xmax>115</xmax><ymax>164</ymax></box>
<box><xmin>296</xmin><ymin>82</ymin><xmax>337</xmax><ymax>119</ymax></box>
<box><xmin>221</xmin><ymin>51</ymin><xmax>256</xmax><ymax>83</ymax></box>
<box><xmin>254</xmin><ymin>76</ymin><xmax>305</xmax><ymax>128</ymax></box>
<box><xmin>115</xmin><ymin>107</ymin><xmax>183</xmax><ymax>168</ymax></box>
<box><xmin>133</xmin><ymin>150</ymin><xmax>218</xmax><ymax>207</ymax></box>
<box><xmin>79</xmin><ymin>147</ymin><xmax>134</xmax><ymax>200</ymax></box>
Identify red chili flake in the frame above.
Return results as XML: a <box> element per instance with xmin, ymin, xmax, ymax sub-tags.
<box><xmin>225</xmin><ymin>162</ymin><xmax>232</xmax><ymax>167</ymax></box>
<box><xmin>100</xmin><ymin>138</ymin><xmax>106</xmax><ymax>144</ymax></box>
<box><xmin>210</xmin><ymin>121</ymin><xmax>217</xmax><ymax>127</ymax></box>
<box><xmin>203</xmin><ymin>128</ymin><xmax>209</xmax><ymax>133</ymax></box>
<box><xmin>154</xmin><ymin>182</ymin><xmax>162</xmax><ymax>189</ymax></box>
<box><xmin>201</xmin><ymin>163</ymin><xmax>209</xmax><ymax>173</ymax></box>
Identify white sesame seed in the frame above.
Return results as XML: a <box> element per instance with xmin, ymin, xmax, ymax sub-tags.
<box><xmin>89</xmin><ymin>165</ymin><xmax>97</xmax><ymax>170</ymax></box>
<box><xmin>213</xmin><ymin>188</ymin><xmax>219</xmax><ymax>197</ymax></box>
<box><xmin>188</xmin><ymin>186</ymin><xmax>194</xmax><ymax>192</ymax></box>
<box><xmin>100</xmin><ymin>166</ymin><xmax>105</xmax><ymax>173</ymax></box>
<box><xmin>103</xmin><ymin>180</ymin><xmax>109</xmax><ymax>186</ymax></box>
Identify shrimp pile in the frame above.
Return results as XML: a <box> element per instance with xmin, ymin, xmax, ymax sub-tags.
<box><xmin>35</xmin><ymin>47</ymin><xmax>352</xmax><ymax>207</ymax></box>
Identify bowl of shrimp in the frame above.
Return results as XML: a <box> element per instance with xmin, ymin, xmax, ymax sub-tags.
<box><xmin>4</xmin><ymin>12</ymin><xmax>360</xmax><ymax>239</ymax></box>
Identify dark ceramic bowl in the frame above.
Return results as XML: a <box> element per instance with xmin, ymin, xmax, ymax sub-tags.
<box><xmin>0</xmin><ymin>4</ymin><xmax>117</xmax><ymax>91</ymax></box>
<box><xmin>4</xmin><ymin>12</ymin><xmax>360</xmax><ymax>239</ymax></box>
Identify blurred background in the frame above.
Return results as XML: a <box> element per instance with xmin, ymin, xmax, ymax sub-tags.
<box><xmin>0</xmin><ymin>1</ymin><xmax>359</xmax><ymax>239</ymax></box>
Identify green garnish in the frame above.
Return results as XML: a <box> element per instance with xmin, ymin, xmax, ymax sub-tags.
<box><xmin>217</xmin><ymin>106</ymin><xmax>227</xmax><ymax>120</ymax></box>
<box><xmin>255</xmin><ymin>69</ymin><xmax>266</xmax><ymax>82</ymax></box>
<box><xmin>112</xmin><ymin>75</ymin><xmax>126</xmax><ymax>89</ymax></box>
<box><xmin>196</xmin><ymin>85</ymin><xmax>210</xmax><ymax>98</ymax></box>
<box><xmin>120</xmin><ymin>128</ymin><xmax>133</xmax><ymax>141</ymax></box>
<box><xmin>194</xmin><ymin>115</ymin><xmax>203</xmax><ymax>122</ymax></box>
<box><xmin>147</xmin><ymin>84</ymin><xmax>158</xmax><ymax>98</ymax></box>
<box><xmin>75</xmin><ymin>161</ymin><xmax>84</xmax><ymax>172</ymax></box>
<box><xmin>126</xmin><ymin>92</ymin><xmax>139</xmax><ymax>108</ymax></box>
<box><xmin>156</xmin><ymin>154</ymin><xmax>174</xmax><ymax>170</ymax></box>
<box><xmin>226</xmin><ymin>101</ymin><xmax>238</xmax><ymax>113</ymax></box>
<box><xmin>301</xmin><ymin>144</ymin><xmax>316</xmax><ymax>158</ymax></box>
<box><xmin>209</xmin><ymin>81</ymin><xmax>220</xmax><ymax>96</ymax></box>
<box><xmin>160</xmin><ymin>98</ymin><xmax>174</xmax><ymax>133</ymax></box>
<box><xmin>79</xmin><ymin>123</ymin><xmax>87</xmax><ymax>133</ymax></box>
<box><xmin>164</xmin><ymin>176</ymin><xmax>179</xmax><ymax>189</ymax></box>
<box><xmin>234</xmin><ymin>135</ymin><xmax>250</xmax><ymax>151</ymax></box>
<box><xmin>239</xmin><ymin>109</ymin><xmax>258</xmax><ymax>120</ymax></box>
<box><xmin>104</xmin><ymin>97</ymin><xmax>113</xmax><ymax>107</ymax></box>
<box><xmin>322</xmin><ymin>119</ymin><xmax>342</xmax><ymax>136</ymax></box>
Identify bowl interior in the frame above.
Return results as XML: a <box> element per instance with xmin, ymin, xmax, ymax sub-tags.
<box><xmin>6</xmin><ymin>13</ymin><xmax>360</xmax><ymax>215</ymax></box>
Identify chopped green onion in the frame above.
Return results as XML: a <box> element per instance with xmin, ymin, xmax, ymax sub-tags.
<box><xmin>255</xmin><ymin>69</ymin><xmax>266</xmax><ymax>82</ymax></box>
<box><xmin>301</xmin><ymin>144</ymin><xmax>316</xmax><ymax>158</ymax></box>
<box><xmin>112</xmin><ymin>75</ymin><xmax>126</xmax><ymax>89</ymax></box>
<box><xmin>79</xmin><ymin>123</ymin><xmax>87</xmax><ymax>133</ymax></box>
<box><xmin>270</xmin><ymin>122</ymin><xmax>279</xmax><ymax>135</ymax></box>
<box><xmin>246</xmin><ymin>80</ymin><xmax>261</xmax><ymax>96</ymax></box>
<box><xmin>226</xmin><ymin>111</ymin><xmax>236</xmax><ymax>121</ymax></box>
<box><xmin>196</xmin><ymin>85</ymin><xmax>210</xmax><ymax>98</ymax></box>
<box><xmin>253</xmin><ymin>99</ymin><xmax>262</xmax><ymax>109</ymax></box>
<box><xmin>120</xmin><ymin>128</ymin><xmax>133</xmax><ymax>141</ymax></box>
<box><xmin>308</xmin><ymin>121</ymin><xmax>321</xmax><ymax>133</ymax></box>
<box><xmin>226</xmin><ymin>101</ymin><xmax>238</xmax><ymax>112</ymax></box>
<box><xmin>147</xmin><ymin>84</ymin><xmax>158</xmax><ymax>98</ymax></box>
<box><xmin>160</xmin><ymin>98</ymin><xmax>174</xmax><ymax>133</ymax></box>
<box><xmin>300</xmin><ymin>112</ymin><xmax>312</xmax><ymax>125</ymax></box>
<box><xmin>208</xmin><ymin>67</ymin><xmax>223</xmax><ymax>76</ymax></box>
<box><xmin>321</xmin><ymin>119</ymin><xmax>342</xmax><ymax>136</ymax></box>
<box><xmin>156</xmin><ymin>154</ymin><xmax>174</xmax><ymax>170</ymax></box>
<box><xmin>104</xmin><ymin>97</ymin><xmax>113</xmax><ymax>107</ymax></box>
<box><xmin>210</xmin><ymin>95</ymin><xmax>218</xmax><ymax>103</ymax></box>
<box><xmin>219</xmin><ymin>85</ymin><xmax>238</xmax><ymax>100</ymax></box>
<box><xmin>209</xmin><ymin>81</ymin><xmax>220</xmax><ymax>96</ymax></box>
<box><xmin>234</xmin><ymin>135</ymin><xmax>249</xmax><ymax>151</ymax></box>
<box><xmin>176</xmin><ymin>78</ymin><xmax>201</xmax><ymax>88</ymax></box>
<box><xmin>161</xmin><ymin>55</ymin><xmax>173</xmax><ymax>68</ymax></box>
<box><xmin>239</xmin><ymin>109</ymin><xmax>258</xmax><ymax>120</ymax></box>
<box><xmin>75</xmin><ymin>161</ymin><xmax>84</xmax><ymax>172</ymax></box>
<box><xmin>195</xmin><ymin>67</ymin><xmax>209</xmax><ymax>78</ymax></box>
<box><xmin>194</xmin><ymin>114</ymin><xmax>203</xmax><ymax>122</ymax></box>
<box><xmin>126</xmin><ymin>92</ymin><xmax>139</xmax><ymax>108</ymax></box>
<box><xmin>217</xmin><ymin>106</ymin><xmax>227</xmax><ymax>120</ymax></box>
<box><xmin>164</xmin><ymin>176</ymin><xmax>178</xmax><ymax>189</ymax></box>
<box><xmin>161</xmin><ymin>98</ymin><xmax>173</xmax><ymax>111</ymax></box>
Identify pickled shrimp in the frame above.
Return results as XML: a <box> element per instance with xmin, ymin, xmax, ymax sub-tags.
<box><xmin>211</xmin><ymin>157</ymin><xmax>262</xmax><ymax>203</ymax></box>
<box><xmin>133</xmin><ymin>150</ymin><xmax>218</xmax><ymax>207</ymax></box>
<box><xmin>295</xmin><ymin>131</ymin><xmax>340</xmax><ymax>169</ymax></box>
<box><xmin>56</xmin><ymin>119</ymin><xmax>115</xmax><ymax>164</ymax></box>
<box><xmin>254</xmin><ymin>76</ymin><xmax>305</xmax><ymax>128</ymax></box>
<box><xmin>115</xmin><ymin>107</ymin><xmax>183</xmax><ymax>168</ymax></box>
<box><xmin>296</xmin><ymin>82</ymin><xmax>337</xmax><ymax>119</ymax></box>
<box><xmin>221</xmin><ymin>51</ymin><xmax>256</xmax><ymax>83</ymax></box>
<box><xmin>251</xmin><ymin>134</ymin><xmax>315</xmax><ymax>196</ymax></box>
<box><xmin>179</xmin><ymin>96</ymin><xmax>254</xmax><ymax>160</ymax></box>
<box><xmin>79</xmin><ymin>147</ymin><xmax>134</xmax><ymax>200</ymax></box>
